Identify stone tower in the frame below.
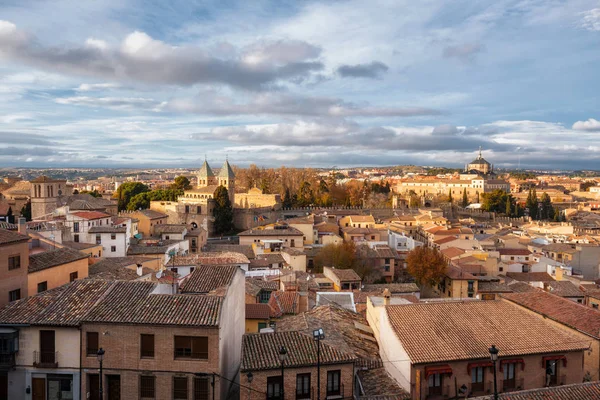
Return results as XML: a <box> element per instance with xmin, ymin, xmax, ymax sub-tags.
<box><xmin>197</xmin><ymin>160</ymin><xmax>217</xmax><ymax>188</ymax></box>
<box><xmin>218</xmin><ymin>159</ymin><xmax>235</xmax><ymax>204</ymax></box>
<box><xmin>30</xmin><ymin>176</ymin><xmax>67</xmax><ymax>220</ymax></box>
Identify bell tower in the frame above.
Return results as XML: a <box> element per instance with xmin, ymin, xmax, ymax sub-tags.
<box><xmin>218</xmin><ymin>159</ymin><xmax>235</xmax><ymax>204</ymax></box>
<box><xmin>30</xmin><ymin>176</ymin><xmax>66</xmax><ymax>220</ymax></box>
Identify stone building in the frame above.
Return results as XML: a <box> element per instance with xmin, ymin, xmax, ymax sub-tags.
<box><xmin>465</xmin><ymin>147</ymin><xmax>494</xmax><ymax>175</ymax></box>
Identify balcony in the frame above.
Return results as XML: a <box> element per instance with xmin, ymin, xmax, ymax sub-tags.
<box><xmin>469</xmin><ymin>381</ymin><xmax>492</xmax><ymax>397</ymax></box>
<box><xmin>0</xmin><ymin>329</ymin><xmax>19</xmax><ymax>371</ymax></box>
<box><xmin>33</xmin><ymin>350</ymin><xmax>58</xmax><ymax>368</ymax></box>
<box><xmin>426</xmin><ymin>384</ymin><xmax>450</xmax><ymax>399</ymax></box>
<box><xmin>502</xmin><ymin>377</ymin><xmax>524</xmax><ymax>392</ymax></box>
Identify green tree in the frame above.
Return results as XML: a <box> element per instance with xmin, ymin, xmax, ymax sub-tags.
<box><xmin>461</xmin><ymin>188</ymin><xmax>469</xmax><ymax>208</ymax></box>
<box><xmin>213</xmin><ymin>186</ymin><xmax>234</xmax><ymax>235</ymax></box>
<box><xmin>80</xmin><ymin>189</ymin><xmax>102</xmax><ymax>198</ymax></box>
<box><xmin>171</xmin><ymin>176</ymin><xmax>192</xmax><ymax>191</ymax></box>
<box><xmin>505</xmin><ymin>196</ymin><xmax>512</xmax><ymax>216</ymax></box>
<box><xmin>282</xmin><ymin>187</ymin><xmax>293</xmax><ymax>208</ymax></box>
<box><xmin>526</xmin><ymin>188</ymin><xmax>539</xmax><ymax>219</ymax></box>
<box><xmin>448</xmin><ymin>189</ymin><xmax>453</xmax><ymax>204</ymax></box>
<box><xmin>297</xmin><ymin>181</ymin><xmax>315</xmax><ymax>206</ymax></box>
<box><xmin>540</xmin><ymin>192</ymin><xmax>553</xmax><ymax>220</ymax></box>
<box><xmin>481</xmin><ymin>190</ymin><xmax>510</xmax><ymax>213</ymax></box>
<box><xmin>20</xmin><ymin>201</ymin><xmax>32</xmax><ymax>221</ymax></box>
<box><xmin>406</xmin><ymin>246</ymin><xmax>447</xmax><ymax>287</ymax></box>
<box><xmin>114</xmin><ymin>182</ymin><xmax>150</xmax><ymax>211</ymax></box>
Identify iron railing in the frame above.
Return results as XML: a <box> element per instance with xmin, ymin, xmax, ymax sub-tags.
<box><xmin>33</xmin><ymin>350</ymin><xmax>58</xmax><ymax>368</ymax></box>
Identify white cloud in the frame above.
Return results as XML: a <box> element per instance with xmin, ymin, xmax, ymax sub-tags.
<box><xmin>76</xmin><ymin>83</ymin><xmax>121</xmax><ymax>91</ymax></box>
<box><xmin>581</xmin><ymin>8</ymin><xmax>600</xmax><ymax>31</ymax></box>
<box><xmin>572</xmin><ymin>118</ymin><xmax>600</xmax><ymax>131</ymax></box>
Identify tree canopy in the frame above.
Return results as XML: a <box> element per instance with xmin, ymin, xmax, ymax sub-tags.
<box><xmin>126</xmin><ymin>189</ymin><xmax>183</xmax><ymax>211</ymax></box>
<box><xmin>114</xmin><ymin>182</ymin><xmax>150</xmax><ymax>211</ymax></box>
<box><xmin>171</xmin><ymin>176</ymin><xmax>192</xmax><ymax>191</ymax></box>
<box><xmin>213</xmin><ymin>185</ymin><xmax>234</xmax><ymax>235</ymax></box>
<box><xmin>406</xmin><ymin>246</ymin><xmax>447</xmax><ymax>287</ymax></box>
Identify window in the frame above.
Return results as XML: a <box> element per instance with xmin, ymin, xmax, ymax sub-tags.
<box><xmin>194</xmin><ymin>377</ymin><xmax>209</xmax><ymax>400</ymax></box>
<box><xmin>74</xmin><ymin>234</ymin><xmax>79</xmax><ymax>243</ymax></box>
<box><xmin>8</xmin><ymin>289</ymin><xmax>20</xmax><ymax>302</ymax></box>
<box><xmin>111</xmin><ymin>233</ymin><xmax>116</xmax><ymax>240</ymax></box>
<box><xmin>593</xmin><ymin>304</ymin><xmax>599</xmax><ymax>309</ymax></box>
<box><xmin>546</xmin><ymin>360</ymin><xmax>558</xmax><ymax>386</ymax></box>
<box><xmin>37</xmin><ymin>281</ymin><xmax>48</xmax><ymax>293</ymax></box>
<box><xmin>384</xmin><ymin>265</ymin><xmax>390</xmax><ymax>272</ymax></box>
<box><xmin>111</xmin><ymin>246</ymin><xmax>116</xmax><ymax>252</ymax></box>
<box><xmin>267</xmin><ymin>376</ymin><xmax>282</xmax><ymax>400</ymax></box>
<box><xmin>172</xmin><ymin>267</ymin><xmax>179</xmax><ymax>274</ymax></box>
<box><xmin>290</xmin><ymin>239</ymin><xmax>295</xmax><ymax>247</ymax></box>
<box><xmin>471</xmin><ymin>366</ymin><xmax>484</xmax><ymax>392</ymax></box>
<box><xmin>197</xmin><ymin>206</ymin><xmax>201</xmax><ymax>214</ymax></box>
<box><xmin>70</xmin><ymin>272</ymin><xmax>78</xmax><ymax>282</ymax></box>
<box><xmin>510</xmin><ymin>256</ymin><xmax>515</xmax><ymax>261</ymax></box>
<box><xmin>140</xmin><ymin>334</ymin><xmax>154</xmax><ymax>358</ymax></box>
<box><xmin>173</xmin><ymin>377</ymin><xmax>188</xmax><ymax>399</ymax></box>
<box><xmin>185</xmin><ymin>205</ymin><xmax>190</xmax><ymax>213</ymax></box>
<box><xmin>8</xmin><ymin>255</ymin><xmax>20</xmax><ymax>270</ymax></box>
<box><xmin>503</xmin><ymin>363</ymin><xmax>516</xmax><ymax>389</ymax></box>
<box><xmin>73</xmin><ymin>222</ymin><xmax>79</xmax><ymax>233</ymax></box>
<box><xmin>165</xmin><ymin>235</ymin><xmax>170</xmax><ymax>240</ymax></box>
<box><xmin>296</xmin><ymin>373</ymin><xmax>311</xmax><ymax>399</ymax></box>
<box><xmin>327</xmin><ymin>370</ymin><xmax>341</xmax><ymax>396</ymax></box>
<box><xmin>259</xmin><ymin>291</ymin><xmax>271</xmax><ymax>303</ymax></box>
<box><xmin>140</xmin><ymin>376</ymin><xmax>155</xmax><ymax>398</ymax></box>
<box><xmin>467</xmin><ymin>281</ymin><xmax>474</xmax><ymax>292</ymax></box>
<box><xmin>174</xmin><ymin>336</ymin><xmax>208</xmax><ymax>359</ymax></box>
<box><xmin>86</xmin><ymin>332</ymin><xmax>99</xmax><ymax>356</ymax></box>
<box><xmin>258</xmin><ymin>322</ymin><xmax>267</xmax><ymax>331</ymax></box>
<box><xmin>96</xmin><ymin>234</ymin><xmax>101</xmax><ymax>245</ymax></box>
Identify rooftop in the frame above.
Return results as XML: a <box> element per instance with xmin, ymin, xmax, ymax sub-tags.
<box><xmin>362</xmin><ymin>283</ymin><xmax>420</xmax><ymax>294</ymax></box>
<box><xmin>470</xmin><ymin>381</ymin><xmax>600</xmax><ymax>400</ymax></box>
<box><xmin>502</xmin><ymin>291</ymin><xmax>600</xmax><ymax>339</ymax></box>
<box><xmin>88</xmin><ymin>226</ymin><xmax>127</xmax><ymax>234</ymax></box>
<box><xmin>71</xmin><ymin>211</ymin><xmax>111</xmax><ymax>220</ymax></box>
<box><xmin>173</xmin><ymin>252</ymin><xmax>250</xmax><ymax>266</ymax></box>
<box><xmin>153</xmin><ymin>224</ymin><xmax>187</xmax><ymax>234</ymax></box>
<box><xmin>246</xmin><ymin>303</ymin><xmax>271</xmax><ymax>320</ymax></box>
<box><xmin>326</xmin><ymin>267</ymin><xmax>361</xmax><ymax>282</ymax></box>
<box><xmin>506</xmin><ymin>272</ymin><xmax>555</xmax><ymax>282</ymax></box>
<box><xmin>0</xmin><ymin>228</ymin><xmax>29</xmax><ymax>246</ymax></box>
<box><xmin>241</xmin><ymin>331</ymin><xmax>355</xmax><ymax>371</ymax></box>
<box><xmin>132</xmin><ymin>209</ymin><xmax>168</xmax><ymax>219</ymax></box>
<box><xmin>238</xmin><ymin>227</ymin><xmax>304</xmax><ymax>236</ymax></box>
<box><xmin>29</xmin><ymin>247</ymin><xmax>88</xmax><ymax>273</ymax></box>
<box><xmin>545</xmin><ymin>281</ymin><xmax>584</xmax><ymax>298</ymax></box>
<box><xmin>180</xmin><ymin>264</ymin><xmax>238</xmax><ymax>294</ymax></box>
<box><xmin>497</xmin><ymin>248</ymin><xmax>532</xmax><ymax>256</ymax></box>
<box><xmin>386</xmin><ymin>300</ymin><xmax>588</xmax><ymax>364</ymax></box>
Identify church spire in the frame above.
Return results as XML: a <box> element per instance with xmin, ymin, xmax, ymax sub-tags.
<box><xmin>478</xmin><ymin>146</ymin><xmax>482</xmax><ymax>159</ymax></box>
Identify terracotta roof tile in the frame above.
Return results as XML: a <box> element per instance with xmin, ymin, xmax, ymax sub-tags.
<box><xmin>498</xmin><ymin>248</ymin><xmax>532</xmax><ymax>256</ymax></box>
<box><xmin>71</xmin><ymin>211</ymin><xmax>111</xmax><ymax>220</ymax></box>
<box><xmin>29</xmin><ymin>248</ymin><xmax>88</xmax><ymax>273</ymax></box>
<box><xmin>203</xmin><ymin>244</ymin><xmax>255</xmax><ymax>259</ymax></box>
<box><xmin>386</xmin><ymin>301</ymin><xmax>588</xmax><ymax>364</ymax></box>
<box><xmin>180</xmin><ymin>264</ymin><xmax>237</xmax><ymax>294</ymax></box>
<box><xmin>153</xmin><ymin>224</ymin><xmax>187</xmax><ymax>234</ymax></box>
<box><xmin>328</xmin><ymin>267</ymin><xmax>361</xmax><ymax>281</ymax></box>
<box><xmin>246</xmin><ymin>303</ymin><xmax>271</xmax><ymax>319</ymax></box>
<box><xmin>173</xmin><ymin>252</ymin><xmax>250</xmax><ymax>266</ymax></box>
<box><xmin>238</xmin><ymin>227</ymin><xmax>304</xmax><ymax>236</ymax></box>
<box><xmin>470</xmin><ymin>381</ymin><xmax>600</xmax><ymax>399</ymax></box>
<box><xmin>502</xmin><ymin>291</ymin><xmax>600</xmax><ymax>339</ymax></box>
<box><xmin>0</xmin><ymin>228</ymin><xmax>29</xmax><ymax>246</ymax></box>
<box><xmin>241</xmin><ymin>331</ymin><xmax>355</xmax><ymax>371</ymax></box>
<box><xmin>268</xmin><ymin>291</ymin><xmax>300</xmax><ymax>316</ymax></box>
<box><xmin>362</xmin><ymin>283</ymin><xmax>420</xmax><ymax>294</ymax></box>
<box><xmin>506</xmin><ymin>272</ymin><xmax>555</xmax><ymax>282</ymax></box>
<box><xmin>247</xmin><ymin>278</ymin><xmax>279</xmax><ymax>291</ymax></box>
<box><xmin>545</xmin><ymin>281</ymin><xmax>584</xmax><ymax>298</ymax></box>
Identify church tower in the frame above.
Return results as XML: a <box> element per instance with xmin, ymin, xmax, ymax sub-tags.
<box><xmin>218</xmin><ymin>159</ymin><xmax>235</xmax><ymax>204</ymax></box>
<box><xmin>30</xmin><ymin>176</ymin><xmax>66</xmax><ymax>220</ymax></box>
<box><xmin>197</xmin><ymin>159</ymin><xmax>217</xmax><ymax>188</ymax></box>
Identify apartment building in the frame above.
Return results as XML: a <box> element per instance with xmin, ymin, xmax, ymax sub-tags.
<box><xmin>0</xmin><ymin>228</ymin><xmax>30</xmax><ymax>307</ymax></box>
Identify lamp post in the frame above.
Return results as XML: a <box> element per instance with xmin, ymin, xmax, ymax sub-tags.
<box><xmin>97</xmin><ymin>348</ymin><xmax>105</xmax><ymax>399</ymax></box>
<box><xmin>489</xmin><ymin>345</ymin><xmax>499</xmax><ymax>400</ymax></box>
<box><xmin>279</xmin><ymin>346</ymin><xmax>288</xmax><ymax>400</ymax></box>
<box><xmin>246</xmin><ymin>372</ymin><xmax>253</xmax><ymax>399</ymax></box>
<box><xmin>313</xmin><ymin>328</ymin><xmax>325</xmax><ymax>400</ymax></box>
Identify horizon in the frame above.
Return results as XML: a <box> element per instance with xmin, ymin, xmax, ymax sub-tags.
<box><xmin>1</xmin><ymin>1</ymin><xmax>599</xmax><ymax>169</ymax></box>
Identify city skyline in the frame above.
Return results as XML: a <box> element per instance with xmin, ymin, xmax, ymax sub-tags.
<box><xmin>1</xmin><ymin>0</ymin><xmax>599</xmax><ymax>169</ymax></box>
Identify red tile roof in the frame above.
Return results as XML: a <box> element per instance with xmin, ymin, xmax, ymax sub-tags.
<box><xmin>470</xmin><ymin>381</ymin><xmax>600</xmax><ymax>399</ymax></box>
<box><xmin>0</xmin><ymin>228</ymin><xmax>29</xmax><ymax>246</ymax></box>
<box><xmin>180</xmin><ymin>265</ymin><xmax>238</xmax><ymax>294</ymax></box>
<box><xmin>268</xmin><ymin>291</ymin><xmax>300</xmax><ymax>317</ymax></box>
<box><xmin>502</xmin><ymin>290</ymin><xmax>600</xmax><ymax>339</ymax></box>
<box><xmin>71</xmin><ymin>211</ymin><xmax>111</xmax><ymax>220</ymax></box>
<box><xmin>506</xmin><ymin>272</ymin><xmax>555</xmax><ymax>282</ymax></box>
<box><xmin>241</xmin><ymin>331</ymin><xmax>355</xmax><ymax>371</ymax></box>
<box><xmin>246</xmin><ymin>303</ymin><xmax>271</xmax><ymax>319</ymax></box>
<box><xmin>498</xmin><ymin>248</ymin><xmax>532</xmax><ymax>256</ymax></box>
<box><xmin>29</xmin><ymin>247</ymin><xmax>89</xmax><ymax>273</ymax></box>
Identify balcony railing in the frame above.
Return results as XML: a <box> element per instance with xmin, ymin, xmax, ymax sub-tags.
<box><xmin>502</xmin><ymin>377</ymin><xmax>524</xmax><ymax>392</ymax></box>
<box><xmin>426</xmin><ymin>384</ymin><xmax>450</xmax><ymax>399</ymax></box>
<box><xmin>0</xmin><ymin>354</ymin><xmax>15</xmax><ymax>370</ymax></box>
<box><xmin>33</xmin><ymin>350</ymin><xmax>58</xmax><ymax>368</ymax></box>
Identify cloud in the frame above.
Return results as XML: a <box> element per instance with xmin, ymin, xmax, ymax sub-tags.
<box><xmin>0</xmin><ymin>146</ymin><xmax>61</xmax><ymax>156</ymax></box>
<box><xmin>580</xmin><ymin>8</ymin><xmax>600</xmax><ymax>31</ymax></box>
<box><xmin>0</xmin><ymin>132</ymin><xmax>59</xmax><ymax>146</ymax></box>
<box><xmin>0</xmin><ymin>21</ymin><xmax>324</xmax><ymax>90</ymax></box>
<box><xmin>443</xmin><ymin>43</ymin><xmax>484</xmax><ymax>61</ymax></box>
<box><xmin>55</xmin><ymin>96</ymin><xmax>161</xmax><ymax>110</ymax></box>
<box><xmin>76</xmin><ymin>83</ymin><xmax>121</xmax><ymax>92</ymax></box>
<box><xmin>168</xmin><ymin>92</ymin><xmax>440</xmax><ymax>117</ymax></box>
<box><xmin>572</xmin><ymin>118</ymin><xmax>600</xmax><ymax>131</ymax></box>
<box><xmin>431</xmin><ymin>124</ymin><xmax>459</xmax><ymax>136</ymax></box>
<box><xmin>337</xmin><ymin>61</ymin><xmax>389</xmax><ymax>78</ymax></box>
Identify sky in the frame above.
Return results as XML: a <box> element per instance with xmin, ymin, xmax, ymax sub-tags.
<box><xmin>0</xmin><ymin>0</ymin><xmax>599</xmax><ymax>170</ymax></box>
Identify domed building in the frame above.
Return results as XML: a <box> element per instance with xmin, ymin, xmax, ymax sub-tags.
<box><xmin>465</xmin><ymin>147</ymin><xmax>494</xmax><ymax>176</ymax></box>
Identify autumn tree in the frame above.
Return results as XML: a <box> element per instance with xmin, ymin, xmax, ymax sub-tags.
<box><xmin>448</xmin><ymin>189</ymin><xmax>453</xmax><ymax>203</ymax></box>
<box><xmin>406</xmin><ymin>246</ymin><xmax>447</xmax><ymax>287</ymax></box>
<box><xmin>313</xmin><ymin>242</ymin><xmax>357</xmax><ymax>273</ymax></box>
<box><xmin>213</xmin><ymin>186</ymin><xmax>234</xmax><ymax>235</ymax></box>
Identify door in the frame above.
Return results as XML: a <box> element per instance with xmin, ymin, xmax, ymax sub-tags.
<box><xmin>428</xmin><ymin>373</ymin><xmax>443</xmax><ymax>396</ymax></box>
<box><xmin>88</xmin><ymin>374</ymin><xmax>100</xmax><ymax>400</ymax></box>
<box><xmin>107</xmin><ymin>375</ymin><xmax>121</xmax><ymax>400</ymax></box>
<box><xmin>32</xmin><ymin>378</ymin><xmax>46</xmax><ymax>400</ymax></box>
<box><xmin>0</xmin><ymin>373</ymin><xmax>7</xmax><ymax>400</ymax></box>
<box><xmin>40</xmin><ymin>330</ymin><xmax>55</xmax><ymax>364</ymax></box>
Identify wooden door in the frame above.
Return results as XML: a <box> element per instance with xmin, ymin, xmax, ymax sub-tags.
<box><xmin>107</xmin><ymin>375</ymin><xmax>121</xmax><ymax>400</ymax></box>
<box><xmin>40</xmin><ymin>330</ymin><xmax>55</xmax><ymax>363</ymax></box>
<box><xmin>32</xmin><ymin>378</ymin><xmax>45</xmax><ymax>400</ymax></box>
<box><xmin>88</xmin><ymin>374</ymin><xmax>100</xmax><ymax>400</ymax></box>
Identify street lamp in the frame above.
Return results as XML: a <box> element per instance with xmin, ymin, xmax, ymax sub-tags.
<box><xmin>489</xmin><ymin>345</ymin><xmax>499</xmax><ymax>400</ymax></box>
<box><xmin>246</xmin><ymin>372</ymin><xmax>254</xmax><ymax>399</ymax></box>
<box><xmin>279</xmin><ymin>346</ymin><xmax>288</xmax><ymax>399</ymax></box>
<box><xmin>97</xmin><ymin>348</ymin><xmax>105</xmax><ymax>399</ymax></box>
<box><xmin>313</xmin><ymin>328</ymin><xmax>325</xmax><ymax>400</ymax></box>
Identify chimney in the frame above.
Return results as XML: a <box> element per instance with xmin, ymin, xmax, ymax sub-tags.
<box><xmin>18</xmin><ymin>217</ymin><xmax>27</xmax><ymax>235</ymax></box>
<box><xmin>383</xmin><ymin>288</ymin><xmax>391</xmax><ymax>306</ymax></box>
<box><xmin>136</xmin><ymin>263</ymin><xmax>143</xmax><ymax>276</ymax></box>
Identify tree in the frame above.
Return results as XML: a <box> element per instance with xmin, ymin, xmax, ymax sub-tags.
<box><xmin>6</xmin><ymin>207</ymin><xmax>13</xmax><ymax>223</ymax></box>
<box><xmin>80</xmin><ymin>189</ymin><xmax>102</xmax><ymax>198</ymax></box>
<box><xmin>20</xmin><ymin>201</ymin><xmax>32</xmax><ymax>221</ymax></box>
<box><xmin>171</xmin><ymin>176</ymin><xmax>192</xmax><ymax>191</ymax></box>
<box><xmin>448</xmin><ymin>189</ymin><xmax>453</xmax><ymax>204</ymax></box>
<box><xmin>406</xmin><ymin>246</ymin><xmax>447</xmax><ymax>287</ymax></box>
<box><xmin>505</xmin><ymin>196</ymin><xmax>512</xmax><ymax>216</ymax></box>
<box><xmin>540</xmin><ymin>192</ymin><xmax>553</xmax><ymax>220</ymax></box>
<box><xmin>114</xmin><ymin>182</ymin><xmax>150</xmax><ymax>211</ymax></box>
<box><xmin>213</xmin><ymin>185</ymin><xmax>234</xmax><ymax>235</ymax></box>
<box><xmin>481</xmin><ymin>190</ymin><xmax>511</xmax><ymax>213</ymax></box>
<box><xmin>313</xmin><ymin>242</ymin><xmax>357</xmax><ymax>273</ymax></box>
<box><xmin>526</xmin><ymin>188</ymin><xmax>539</xmax><ymax>220</ymax></box>
<box><xmin>461</xmin><ymin>188</ymin><xmax>469</xmax><ymax>208</ymax></box>
<box><xmin>297</xmin><ymin>181</ymin><xmax>314</xmax><ymax>207</ymax></box>
<box><xmin>282</xmin><ymin>188</ymin><xmax>293</xmax><ymax>208</ymax></box>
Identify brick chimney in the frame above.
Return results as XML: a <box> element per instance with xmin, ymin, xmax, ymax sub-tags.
<box><xmin>383</xmin><ymin>288</ymin><xmax>391</xmax><ymax>306</ymax></box>
<box><xmin>18</xmin><ymin>217</ymin><xmax>27</xmax><ymax>235</ymax></box>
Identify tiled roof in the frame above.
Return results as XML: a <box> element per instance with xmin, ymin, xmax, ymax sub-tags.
<box><xmin>62</xmin><ymin>241</ymin><xmax>101</xmax><ymax>250</ymax></box>
<box><xmin>84</xmin><ymin>281</ymin><xmax>223</xmax><ymax>327</ymax></box>
<box><xmin>362</xmin><ymin>283</ymin><xmax>420</xmax><ymax>294</ymax></box>
<box><xmin>268</xmin><ymin>291</ymin><xmax>300</xmax><ymax>316</ymax></box>
<box><xmin>88</xmin><ymin>257</ymin><xmax>154</xmax><ymax>280</ymax></box>
<box><xmin>238</xmin><ymin>227</ymin><xmax>303</xmax><ymax>236</ymax></box>
<box><xmin>328</xmin><ymin>267</ymin><xmax>361</xmax><ymax>281</ymax></box>
<box><xmin>502</xmin><ymin>291</ymin><xmax>600</xmax><ymax>339</ymax></box>
<box><xmin>180</xmin><ymin>264</ymin><xmax>237</xmax><ymax>294</ymax></box>
<box><xmin>470</xmin><ymin>381</ymin><xmax>600</xmax><ymax>400</ymax></box>
<box><xmin>29</xmin><ymin>247</ymin><xmax>88</xmax><ymax>273</ymax></box>
<box><xmin>71</xmin><ymin>211</ymin><xmax>111</xmax><ymax>220</ymax></box>
<box><xmin>245</xmin><ymin>281</ymin><xmax>262</xmax><ymax>297</ymax></box>
<box><xmin>371</xmin><ymin>245</ymin><xmax>398</xmax><ymax>259</ymax></box>
<box><xmin>0</xmin><ymin>228</ymin><xmax>29</xmax><ymax>245</ymax></box>
<box><xmin>246</xmin><ymin>303</ymin><xmax>271</xmax><ymax>319</ymax></box>
<box><xmin>173</xmin><ymin>252</ymin><xmax>250</xmax><ymax>266</ymax></box>
<box><xmin>257</xmin><ymin>253</ymin><xmax>284</xmax><ymax>264</ymax></box>
<box><xmin>441</xmin><ymin>247</ymin><xmax>466</xmax><ymax>259</ymax></box>
<box><xmin>0</xmin><ymin>285</ymin><xmax>68</xmax><ymax>325</ymax></box>
<box><xmin>506</xmin><ymin>272</ymin><xmax>555</xmax><ymax>282</ymax></box>
<box><xmin>241</xmin><ymin>331</ymin><xmax>355</xmax><ymax>371</ymax></box>
<box><xmin>497</xmin><ymin>248</ymin><xmax>532</xmax><ymax>256</ymax></box>
<box><xmin>545</xmin><ymin>281</ymin><xmax>584</xmax><ymax>298</ymax></box>
<box><xmin>247</xmin><ymin>278</ymin><xmax>279</xmax><ymax>291</ymax></box>
<box><xmin>386</xmin><ymin>301</ymin><xmax>588</xmax><ymax>364</ymax></box>
<box><xmin>153</xmin><ymin>224</ymin><xmax>187</xmax><ymax>234</ymax></box>
<box><xmin>203</xmin><ymin>243</ymin><xmax>255</xmax><ymax>259</ymax></box>
<box><xmin>542</xmin><ymin>243</ymin><xmax>579</xmax><ymax>253</ymax></box>
<box><xmin>477</xmin><ymin>281</ymin><xmax>513</xmax><ymax>293</ymax></box>
<box><xmin>88</xmin><ymin>226</ymin><xmax>127</xmax><ymax>233</ymax></box>
<box><xmin>506</xmin><ymin>281</ymin><xmax>537</xmax><ymax>293</ymax></box>
<box><xmin>349</xmin><ymin>215</ymin><xmax>375</xmax><ymax>223</ymax></box>
<box><xmin>357</xmin><ymin>368</ymin><xmax>411</xmax><ymax>399</ymax></box>
<box><xmin>134</xmin><ymin>209</ymin><xmax>168</xmax><ymax>219</ymax></box>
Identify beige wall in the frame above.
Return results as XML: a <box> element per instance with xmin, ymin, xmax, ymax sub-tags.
<box><xmin>240</xmin><ymin>234</ymin><xmax>304</xmax><ymax>248</ymax></box>
<box><xmin>17</xmin><ymin>326</ymin><xmax>81</xmax><ymax>368</ymax></box>
<box><xmin>245</xmin><ymin>319</ymin><xmax>269</xmax><ymax>333</ymax></box>
<box><xmin>0</xmin><ymin>241</ymin><xmax>29</xmax><ymax>307</ymax></box>
<box><xmin>27</xmin><ymin>257</ymin><xmax>89</xmax><ymax>295</ymax></box>
<box><xmin>241</xmin><ymin>363</ymin><xmax>354</xmax><ymax>400</ymax></box>
<box><xmin>281</xmin><ymin>252</ymin><xmax>307</xmax><ymax>272</ymax></box>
